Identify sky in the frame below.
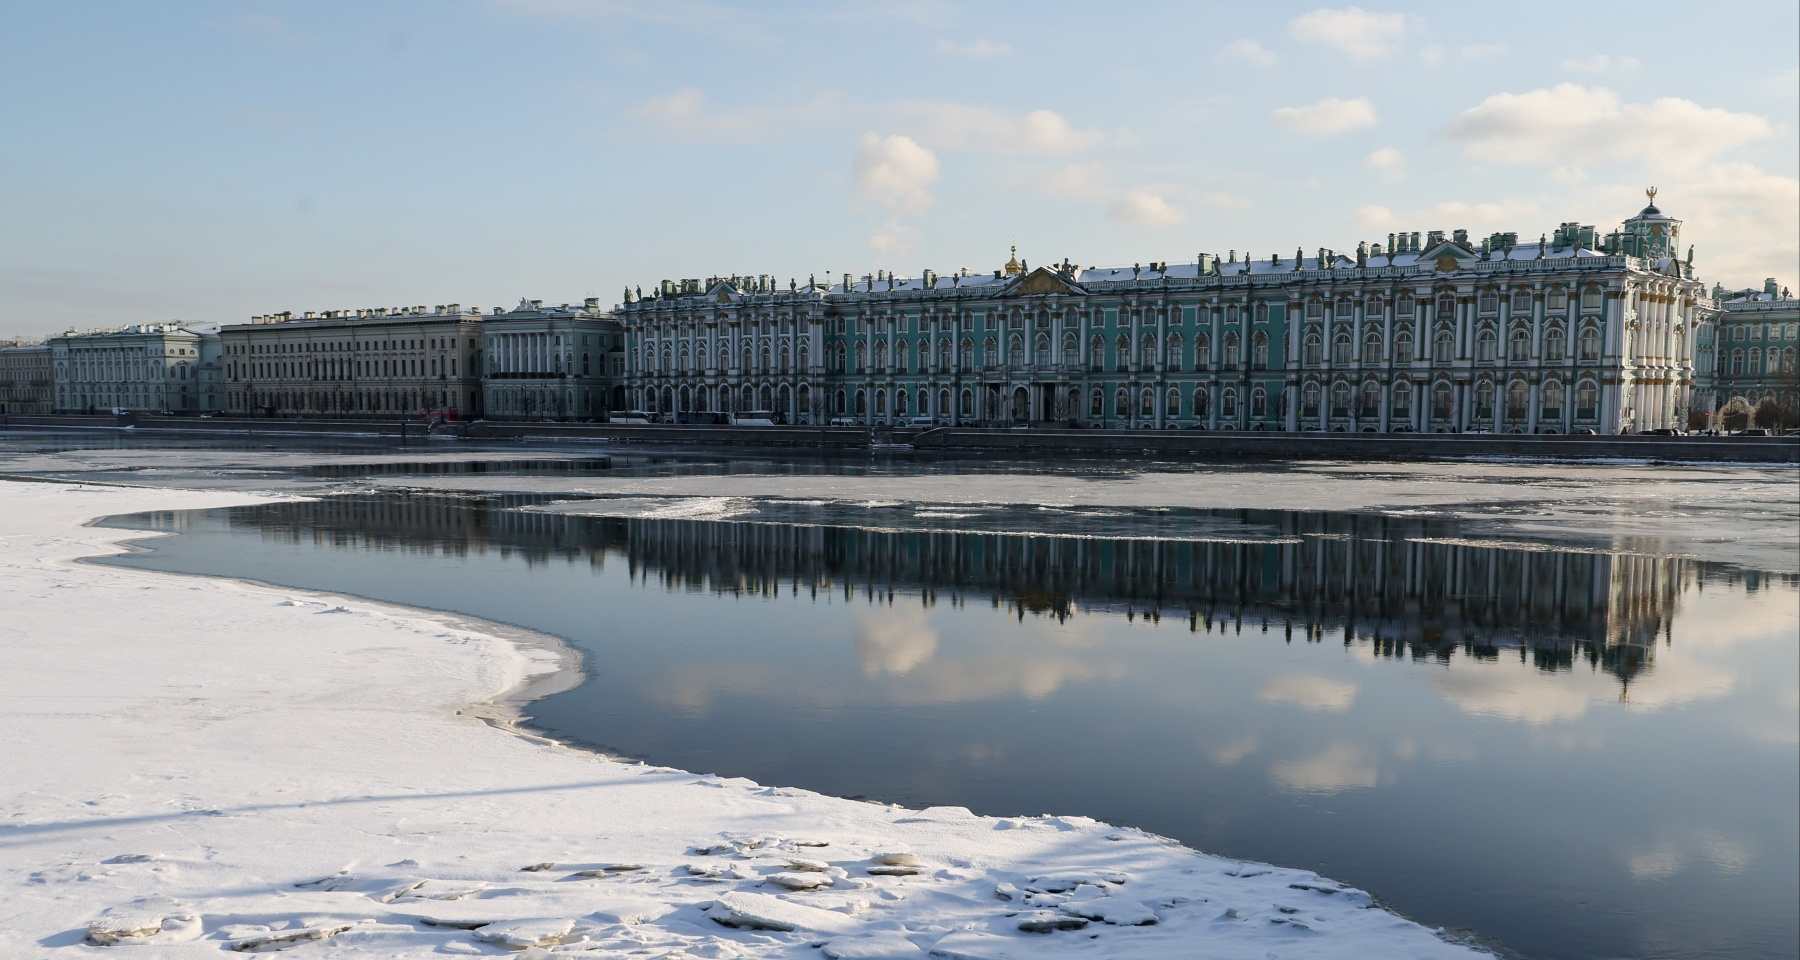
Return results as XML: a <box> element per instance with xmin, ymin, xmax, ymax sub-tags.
<box><xmin>1</xmin><ymin>1</ymin><xmax>1795</xmax><ymax>339</ymax></box>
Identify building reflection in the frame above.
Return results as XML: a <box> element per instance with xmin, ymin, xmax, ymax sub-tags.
<box><xmin>205</xmin><ymin>493</ymin><xmax>1777</xmax><ymax>689</ymax></box>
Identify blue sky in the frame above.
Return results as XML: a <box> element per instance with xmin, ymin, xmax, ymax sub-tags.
<box><xmin>2</xmin><ymin>1</ymin><xmax>1795</xmax><ymax>338</ymax></box>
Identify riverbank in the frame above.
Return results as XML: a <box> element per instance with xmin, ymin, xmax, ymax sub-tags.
<box><xmin>0</xmin><ymin>480</ymin><xmax>1485</xmax><ymax>958</ymax></box>
<box><xmin>4</xmin><ymin>413</ymin><xmax>1794</xmax><ymax>463</ymax></box>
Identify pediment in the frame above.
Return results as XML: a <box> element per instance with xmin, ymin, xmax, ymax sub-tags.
<box><xmin>1006</xmin><ymin>267</ymin><xmax>1085</xmax><ymax>297</ymax></box>
<box><xmin>1416</xmin><ymin>240</ymin><xmax>1476</xmax><ymax>272</ymax></box>
<box><xmin>706</xmin><ymin>282</ymin><xmax>740</xmax><ymax>303</ymax></box>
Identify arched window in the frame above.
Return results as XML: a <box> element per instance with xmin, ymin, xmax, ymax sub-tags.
<box><xmin>1362</xmin><ymin>331</ymin><xmax>1382</xmax><ymax>365</ymax></box>
<box><xmin>854</xmin><ymin>389</ymin><xmax>867</xmax><ymax>414</ymax></box>
<box><xmin>1433</xmin><ymin>329</ymin><xmax>1455</xmax><ymax>364</ymax></box>
<box><xmin>1332</xmin><ymin>331</ymin><xmax>1352</xmax><ymax>365</ymax></box>
<box><xmin>1508</xmin><ymin>328</ymin><xmax>1530</xmax><ymax>362</ymax></box>
<box><xmin>1542</xmin><ymin>380</ymin><xmax>1564</xmax><ymax>415</ymax></box>
<box><xmin>1252</xmin><ymin>332</ymin><xmax>1270</xmax><ymax>370</ymax></box>
<box><xmin>1359</xmin><ymin>381</ymin><xmax>1380</xmax><ymax>416</ymax></box>
<box><xmin>1432</xmin><ymin>382</ymin><xmax>1454</xmax><ymax>420</ymax></box>
<box><xmin>1478</xmin><ymin>291</ymin><xmax>1498</xmax><ymax>314</ymax></box>
<box><xmin>1306</xmin><ymin>299</ymin><xmax>1324</xmax><ymax>319</ymax></box>
<box><xmin>1166</xmin><ymin>388</ymin><xmax>1181</xmax><ymax>417</ymax></box>
<box><xmin>983</xmin><ymin>336</ymin><xmax>997</xmax><ymax>367</ymax></box>
<box><xmin>1251</xmin><ymin>385</ymin><xmax>1267</xmax><ymax>417</ymax></box>
<box><xmin>959</xmin><ymin>338</ymin><xmax>974</xmax><ymax>372</ymax></box>
<box><xmin>1195</xmin><ymin>334</ymin><xmax>1211</xmax><ymax>370</ymax></box>
<box><xmin>896</xmin><ymin>389</ymin><xmax>909</xmax><ymax>416</ymax></box>
<box><xmin>1139</xmin><ymin>388</ymin><xmax>1154</xmax><ymax>417</ymax></box>
<box><xmin>1114</xmin><ymin>387</ymin><xmax>1129</xmax><ymax>417</ymax></box>
<box><xmin>1581</xmin><ymin>286</ymin><xmax>1603</xmax><ymax>310</ymax></box>
<box><xmin>1116</xmin><ymin>335</ymin><xmax>1131</xmax><ymax>371</ymax></box>
<box><xmin>875</xmin><ymin>389</ymin><xmax>887</xmax><ymax>415</ymax></box>
<box><xmin>1544</xmin><ymin>327</ymin><xmax>1567</xmax><ymax>362</ymax></box>
<box><xmin>1194</xmin><ymin>388</ymin><xmax>1210</xmax><ymax>418</ymax></box>
<box><xmin>1062</xmin><ymin>333</ymin><xmax>1078</xmax><ymax>364</ymax></box>
<box><xmin>1089</xmin><ymin>389</ymin><xmax>1103</xmax><ymax>417</ymax></box>
<box><xmin>1088</xmin><ymin>335</ymin><xmax>1104</xmax><ymax>371</ymax></box>
<box><xmin>1749</xmin><ymin>349</ymin><xmax>1764</xmax><ymax>375</ymax></box>
<box><xmin>1392</xmin><ymin>382</ymin><xmax>1412</xmax><ymax>413</ymax></box>
<box><xmin>1330</xmin><ymin>381</ymin><xmax>1351</xmax><ymax>416</ymax></box>
<box><xmin>1395</xmin><ymin>329</ymin><xmax>1414</xmax><ymax>362</ymax></box>
<box><xmin>1579</xmin><ymin>325</ymin><xmax>1602</xmax><ymax>362</ymax></box>
<box><xmin>1008</xmin><ymin>333</ymin><xmax>1025</xmax><ymax>367</ymax></box>
<box><xmin>1302</xmin><ymin>382</ymin><xmax>1321</xmax><ymax>416</ymax></box>
<box><xmin>960</xmin><ymin>389</ymin><xmax>974</xmax><ymax>417</ymax></box>
<box><xmin>1254</xmin><ymin>301</ymin><xmax>1270</xmax><ymax>323</ymax></box>
<box><xmin>1221</xmin><ymin>387</ymin><xmax>1238</xmax><ymax>417</ymax></box>
<box><xmin>1436</xmin><ymin>293</ymin><xmax>1457</xmax><ymax>319</ymax></box>
<box><xmin>1397</xmin><ymin>295</ymin><xmax>1415</xmax><ymax>318</ymax></box>
<box><xmin>1139</xmin><ymin>334</ymin><xmax>1156</xmax><ymax>367</ymax></box>
<box><xmin>1304</xmin><ymin>333</ymin><xmax>1323</xmax><ymax>366</ymax></box>
<box><xmin>1507</xmin><ymin>380</ymin><xmax>1529</xmax><ymax>418</ymax></box>
<box><xmin>1167</xmin><ymin>333</ymin><xmax>1184</xmax><ymax>371</ymax></box>
<box><xmin>1576</xmin><ymin>381</ymin><xmax>1598</xmax><ymax>418</ymax></box>
<box><xmin>1223</xmin><ymin>332</ymin><xmax>1240</xmax><ymax>370</ymax></box>
<box><xmin>1476</xmin><ymin>327</ymin><xmax>1498</xmax><ymax>362</ymax></box>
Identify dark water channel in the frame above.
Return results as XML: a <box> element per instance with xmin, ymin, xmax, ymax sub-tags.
<box><xmin>99</xmin><ymin>488</ymin><xmax>1799</xmax><ymax>960</ymax></box>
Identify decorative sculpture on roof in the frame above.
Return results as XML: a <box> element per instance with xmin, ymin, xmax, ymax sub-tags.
<box><xmin>1003</xmin><ymin>243</ymin><xmax>1023</xmax><ymax>276</ymax></box>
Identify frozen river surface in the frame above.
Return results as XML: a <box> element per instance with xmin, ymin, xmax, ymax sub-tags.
<box><xmin>9</xmin><ymin>435</ymin><xmax>1797</xmax><ymax>959</ymax></box>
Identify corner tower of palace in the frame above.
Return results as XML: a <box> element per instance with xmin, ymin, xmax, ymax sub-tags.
<box><xmin>616</xmin><ymin>197</ymin><xmax>1715</xmax><ymax>434</ymax></box>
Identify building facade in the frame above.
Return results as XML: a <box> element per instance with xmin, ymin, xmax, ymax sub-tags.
<box><xmin>49</xmin><ymin>323</ymin><xmax>219</xmax><ymax>414</ymax></box>
<box><xmin>618</xmin><ymin>197</ymin><xmax>1710</xmax><ymax>434</ymax></box>
<box><xmin>219</xmin><ymin>306</ymin><xmax>485</xmax><ymax>418</ymax></box>
<box><xmin>1695</xmin><ymin>278</ymin><xmax>1797</xmax><ymax>427</ymax></box>
<box><xmin>0</xmin><ymin>343</ymin><xmax>53</xmax><ymax>414</ymax></box>
<box><xmin>482</xmin><ymin>298</ymin><xmax>625</xmax><ymax>420</ymax></box>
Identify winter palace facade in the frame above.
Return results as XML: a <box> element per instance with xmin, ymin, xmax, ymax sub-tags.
<box><xmin>618</xmin><ymin>196</ymin><xmax>1719</xmax><ymax>433</ymax></box>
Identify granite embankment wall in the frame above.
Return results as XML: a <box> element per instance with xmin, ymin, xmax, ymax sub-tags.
<box><xmin>2</xmin><ymin>413</ymin><xmax>1795</xmax><ymax>463</ymax></box>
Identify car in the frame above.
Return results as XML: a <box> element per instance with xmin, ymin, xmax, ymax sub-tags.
<box><xmin>1739</xmin><ymin>428</ymin><xmax>1769</xmax><ymax>436</ymax></box>
<box><xmin>828</xmin><ymin>417</ymin><xmax>859</xmax><ymax>427</ymax></box>
<box><xmin>906</xmin><ymin>416</ymin><xmax>936</xmax><ymax>429</ymax></box>
<box><xmin>1641</xmin><ymin>428</ymin><xmax>1681</xmax><ymax>436</ymax></box>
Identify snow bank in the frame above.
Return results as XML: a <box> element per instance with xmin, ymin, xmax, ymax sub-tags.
<box><xmin>0</xmin><ymin>481</ymin><xmax>1483</xmax><ymax>958</ymax></box>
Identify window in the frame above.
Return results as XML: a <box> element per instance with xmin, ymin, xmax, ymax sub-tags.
<box><xmin>1254</xmin><ymin>301</ymin><xmax>1270</xmax><ymax>323</ymax></box>
<box><xmin>1114</xmin><ymin>388</ymin><xmax>1129</xmax><ymax>417</ymax></box>
<box><xmin>1475</xmin><ymin>328</ymin><xmax>1498</xmax><ymax>363</ymax></box>
<box><xmin>1433</xmin><ymin>330</ymin><xmax>1455</xmax><ymax>364</ymax></box>
<box><xmin>1544</xmin><ymin>328</ymin><xmax>1567</xmax><ymax>362</ymax></box>
<box><xmin>1366</xmin><ymin>295</ymin><xmax>1384</xmax><ymax>315</ymax></box>
<box><xmin>1333</xmin><ymin>332</ymin><xmax>1352</xmax><ymax>365</ymax></box>
<box><xmin>1304</xmin><ymin>333</ymin><xmax>1323</xmax><ymax>366</ymax></box>
<box><xmin>1395</xmin><ymin>330</ymin><xmax>1414</xmax><ymax>362</ymax></box>
<box><xmin>1581</xmin><ymin>286</ymin><xmax>1603</xmax><ymax>310</ymax></box>
<box><xmin>1360</xmin><ymin>382</ymin><xmax>1380</xmax><ymax>417</ymax></box>
<box><xmin>1478</xmin><ymin>291</ymin><xmax>1498</xmax><ymax>314</ymax></box>
<box><xmin>1306</xmin><ymin>299</ymin><xmax>1324</xmax><ymax>320</ymax></box>
<box><xmin>1576</xmin><ymin>381</ymin><xmax>1598</xmax><ymax>418</ymax></box>
<box><xmin>1362</xmin><ymin>332</ymin><xmax>1382</xmax><ymax>365</ymax></box>
<box><xmin>1436</xmin><ymin>294</ymin><xmax>1457</xmax><ymax>319</ymax></box>
<box><xmin>1166</xmin><ymin>388</ymin><xmax>1180</xmax><ymax>418</ymax></box>
<box><xmin>1397</xmin><ymin>295</ymin><xmax>1414</xmax><ymax>318</ymax></box>
<box><xmin>1302</xmin><ymin>383</ymin><xmax>1320</xmax><ymax>417</ymax></box>
<box><xmin>1139</xmin><ymin>389</ymin><xmax>1153</xmax><ymax>417</ymax></box>
<box><xmin>1548</xmin><ymin>288</ymin><xmax>1568</xmax><ymax>311</ymax></box>
<box><xmin>1392</xmin><ymin>383</ymin><xmax>1412</xmax><ymax>414</ymax></box>
<box><xmin>1475</xmin><ymin>384</ymin><xmax>1493</xmax><ymax>419</ymax></box>
<box><xmin>1542</xmin><ymin>381</ymin><xmax>1564</xmax><ymax>415</ymax></box>
<box><xmin>1221</xmin><ymin>388</ymin><xmax>1237</xmax><ymax>418</ymax></box>
<box><xmin>1330</xmin><ymin>381</ymin><xmax>1351</xmax><ymax>417</ymax></box>
<box><xmin>1223</xmin><ymin>333</ymin><xmax>1239</xmax><ymax>371</ymax></box>
<box><xmin>1432</xmin><ymin>382</ymin><xmax>1453</xmax><ymax>419</ymax></box>
<box><xmin>1509</xmin><ymin>329</ymin><xmax>1530</xmax><ymax>362</ymax></box>
<box><xmin>1115</xmin><ymin>336</ymin><xmax>1130</xmax><ymax>371</ymax></box>
<box><xmin>1194</xmin><ymin>388</ymin><xmax>1210</xmax><ymax>419</ymax></box>
<box><xmin>1088</xmin><ymin>336</ymin><xmax>1104</xmax><ymax>371</ymax></box>
<box><xmin>1507</xmin><ymin>381</ymin><xmax>1528</xmax><ymax>418</ymax></box>
<box><xmin>1252</xmin><ymin>333</ymin><xmax>1269</xmax><ymax>370</ymax></box>
<box><xmin>1089</xmin><ymin>389</ymin><xmax>1103</xmax><ymax>417</ymax></box>
<box><xmin>1579</xmin><ymin>326</ymin><xmax>1602</xmax><ymax>361</ymax></box>
<box><xmin>1167</xmin><ymin>334</ymin><xmax>1183</xmax><ymax>372</ymax></box>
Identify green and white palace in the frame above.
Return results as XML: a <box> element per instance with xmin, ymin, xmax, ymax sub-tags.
<box><xmin>617</xmin><ymin>193</ymin><xmax>1711</xmax><ymax>434</ymax></box>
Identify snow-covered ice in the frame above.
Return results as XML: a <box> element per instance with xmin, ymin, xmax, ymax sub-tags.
<box><xmin>0</xmin><ymin>480</ymin><xmax>1487</xmax><ymax>957</ymax></box>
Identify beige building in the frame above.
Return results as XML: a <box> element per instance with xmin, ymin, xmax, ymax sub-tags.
<box><xmin>0</xmin><ymin>343</ymin><xmax>53</xmax><ymax>414</ymax></box>
<box><xmin>50</xmin><ymin>323</ymin><xmax>219</xmax><ymax>414</ymax></box>
<box><xmin>482</xmin><ymin>298</ymin><xmax>625</xmax><ymax>420</ymax></box>
<box><xmin>220</xmin><ymin>305</ymin><xmax>484</xmax><ymax>418</ymax></box>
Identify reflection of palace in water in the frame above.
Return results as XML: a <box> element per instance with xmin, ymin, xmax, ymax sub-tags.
<box><xmin>187</xmin><ymin>493</ymin><xmax>1749</xmax><ymax>687</ymax></box>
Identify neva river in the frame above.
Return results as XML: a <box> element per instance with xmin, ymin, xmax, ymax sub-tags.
<box><xmin>5</xmin><ymin>435</ymin><xmax>1793</xmax><ymax>960</ymax></box>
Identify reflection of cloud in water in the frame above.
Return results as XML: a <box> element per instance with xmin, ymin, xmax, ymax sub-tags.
<box><xmin>856</xmin><ymin>609</ymin><xmax>939</xmax><ymax>677</ymax></box>
<box><xmin>885</xmin><ymin>655</ymin><xmax>1105</xmax><ymax>703</ymax></box>
<box><xmin>1628</xmin><ymin>829</ymin><xmax>1754</xmax><ymax>881</ymax></box>
<box><xmin>1430</xmin><ymin>668</ymin><xmax>1597</xmax><ymax>723</ymax></box>
<box><xmin>1257</xmin><ymin>675</ymin><xmax>1358</xmax><ymax>711</ymax></box>
<box><xmin>1269</xmin><ymin>743</ymin><xmax>1378</xmax><ymax>793</ymax></box>
<box><xmin>1203</xmin><ymin>735</ymin><xmax>1258</xmax><ymax>765</ymax></box>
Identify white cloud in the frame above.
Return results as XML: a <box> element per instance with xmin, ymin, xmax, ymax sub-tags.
<box><xmin>1287</xmin><ymin>7</ymin><xmax>1407</xmax><ymax>62</ymax></box>
<box><xmin>1443</xmin><ymin>84</ymin><xmax>1770</xmax><ymax>172</ymax></box>
<box><xmin>1272</xmin><ymin>96</ymin><xmax>1378</xmax><ymax>135</ymax></box>
<box><xmin>630</xmin><ymin>87</ymin><xmax>772</xmax><ymax>141</ymax></box>
<box><xmin>1217</xmin><ymin>38</ymin><xmax>1276</xmax><ymax>67</ymax></box>
<box><xmin>1109</xmin><ymin>189</ymin><xmax>1185</xmax><ymax>227</ymax></box>
<box><xmin>1460</xmin><ymin>42</ymin><xmax>1506</xmax><ymax>60</ymax></box>
<box><xmin>934</xmin><ymin>38</ymin><xmax>1011</xmax><ymax>58</ymax></box>
<box><xmin>856</xmin><ymin>608</ymin><xmax>937</xmax><ymax>676</ymax></box>
<box><xmin>853</xmin><ymin>132</ymin><xmax>940</xmax><ymax>216</ymax></box>
<box><xmin>1257</xmin><ymin>675</ymin><xmax>1358</xmax><ymax>711</ymax></box>
<box><xmin>1037</xmin><ymin>162</ymin><xmax>1114</xmax><ymax>202</ymax></box>
<box><xmin>1417</xmin><ymin>44</ymin><xmax>1444</xmax><ymax>65</ymax></box>
<box><xmin>894</xmin><ymin>102</ymin><xmax>1106</xmax><ymax>154</ymax></box>
<box><xmin>1195</xmin><ymin>191</ymin><xmax>1253</xmax><ymax>212</ymax></box>
<box><xmin>1365</xmin><ymin>145</ymin><xmax>1403</xmax><ymax>171</ymax></box>
<box><xmin>1354</xmin><ymin>197</ymin><xmax>1543</xmax><ymax>231</ymax></box>
<box><xmin>1563</xmin><ymin>53</ymin><xmax>1640</xmax><ymax>73</ymax></box>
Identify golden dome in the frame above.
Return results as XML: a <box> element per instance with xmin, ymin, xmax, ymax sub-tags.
<box><xmin>1003</xmin><ymin>243</ymin><xmax>1023</xmax><ymax>276</ymax></box>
